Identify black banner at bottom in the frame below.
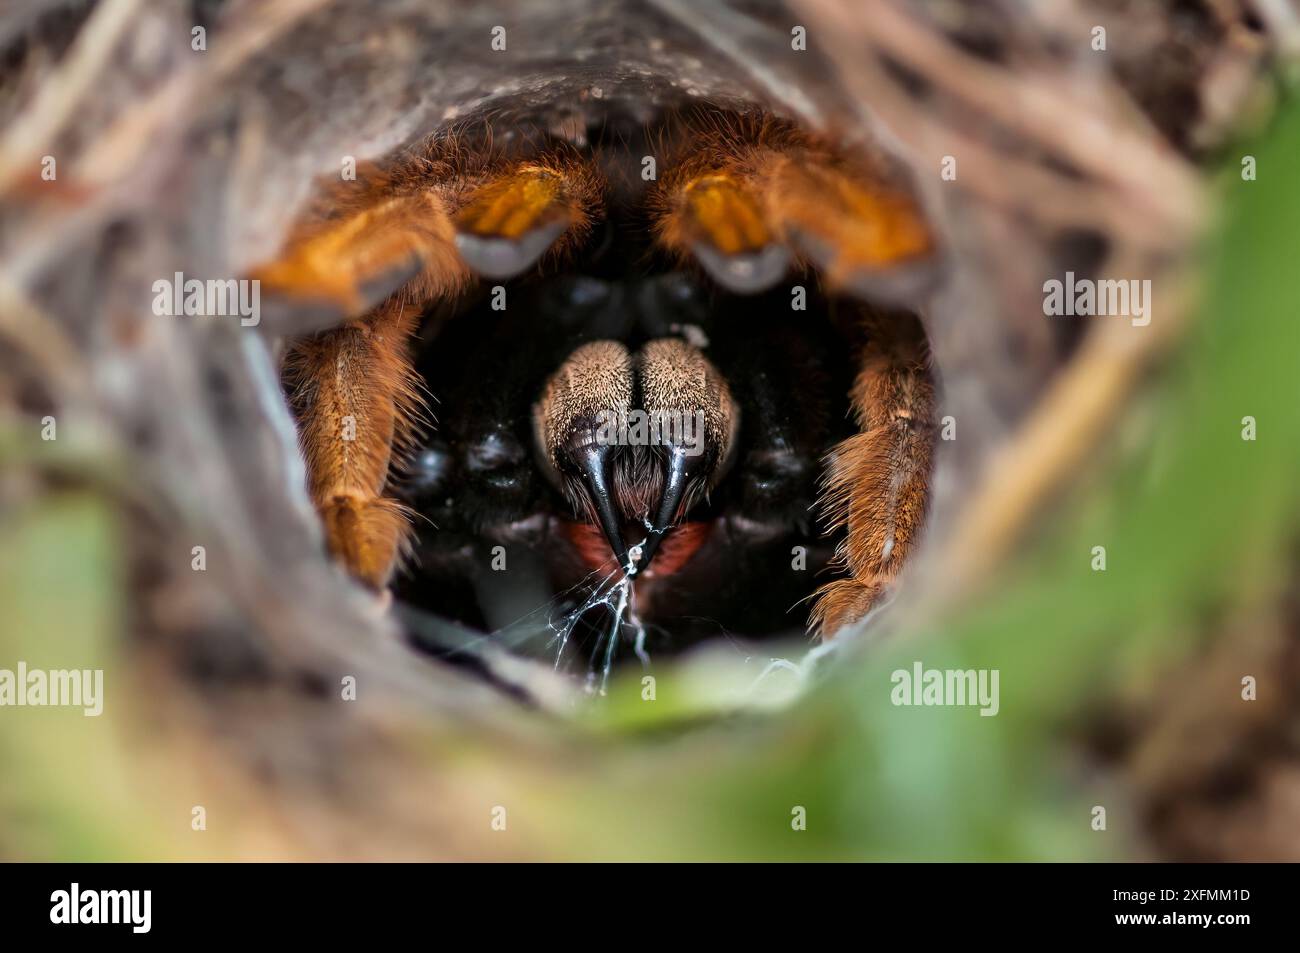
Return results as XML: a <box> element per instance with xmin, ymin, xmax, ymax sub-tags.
<box><xmin>0</xmin><ymin>862</ymin><xmax>1284</xmax><ymax>940</ymax></box>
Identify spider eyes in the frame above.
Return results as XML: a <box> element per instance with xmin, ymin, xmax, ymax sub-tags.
<box><xmin>405</xmin><ymin>444</ymin><xmax>454</xmax><ymax>498</ymax></box>
<box><xmin>535</xmin><ymin>273</ymin><xmax>712</xmax><ymax>345</ymax></box>
<box><xmin>556</xmin><ymin>275</ymin><xmax>612</xmax><ymax>310</ymax></box>
<box><xmin>404</xmin><ymin>431</ymin><xmax>532</xmax><ymax>502</ymax></box>
<box><xmin>464</xmin><ymin>429</ymin><xmax>528</xmax><ymax>481</ymax></box>
<box><xmin>740</xmin><ymin>448</ymin><xmax>812</xmax><ymax>500</ymax></box>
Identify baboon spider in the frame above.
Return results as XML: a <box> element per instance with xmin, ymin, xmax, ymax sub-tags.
<box><xmin>254</xmin><ymin>106</ymin><xmax>938</xmax><ymax>662</ymax></box>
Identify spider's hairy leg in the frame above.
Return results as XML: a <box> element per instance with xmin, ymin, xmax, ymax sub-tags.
<box><xmin>284</xmin><ymin>298</ymin><xmax>424</xmax><ymax>589</ymax></box>
<box><xmin>252</xmin><ymin>148</ymin><xmax>603</xmax><ymax>323</ymax></box>
<box><xmin>651</xmin><ymin>166</ymin><xmax>791</xmax><ymax>294</ymax></box>
<box><xmin>810</xmin><ymin>313</ymin><xmax>936</xmax><ymax>638</ymax></box>
<box><xmin>252</xmin><ymin>184</ymin><xmax>471</xmax><ymax>324</ymax></box>
<box><xmin>763</xmin><ymin>148</ymin><xmax>936</xmax><ymax>305</ymax></box>
<box><xmin>651</xmin><ymin>115</ymin><xmax>935</xmax><ymax>302</ymax></box>
<box><xmin>453</xmin><ymin>159</ymin><xmax>603</xmax><ymax>279</ymax></box>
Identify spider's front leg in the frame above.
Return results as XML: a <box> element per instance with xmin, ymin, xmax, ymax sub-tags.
<box><xmin>283</xmin><ymin>298</ymin><xmax>423</xmax><ymax>589</ymax></box>
<box><xmin>261</xmin><ymin>150</ymin><xmax>604</xmax><ymax>590</ymax></box>
<box><xmin>649</xmin><ymin>114</ymin><xmax>937</xmax><ymax>301</ymax></box>
<box><xmin>809</xmin><ymin>313</ymin><xmax>936</xmax><ymax>636</ymax></box>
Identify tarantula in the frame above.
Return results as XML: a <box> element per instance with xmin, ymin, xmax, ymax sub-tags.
<box><xmin>254</xmin><ymin>105</ymin><xmax>938</xmax><ymax>666</ymax></box>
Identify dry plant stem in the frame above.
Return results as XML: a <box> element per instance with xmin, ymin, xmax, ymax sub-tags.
<box><xmin>77</xmin><ymin>0</ymin><xmax>333</xmax><ymax>187</ymax></box>
<box><xmin>0</xmin><ymin>0</ymin><xmax>330</xmax><ymax>195</ymax></box>
<box><xmin>0</xmin><ymin>0</ymin><xmax>142</xmax><ymax>190</ymax></box>
<box><xmin>0</xmin><ymin>279</ymin><xmax>87</xmax><ymax>399</ymax></box>
<box><xmin>853</xmin><ymin>0</ymin><xmax>1202</xmax><ymax>230</ymax></box>
<box><xmin>934</xmin><ymin>269</ymin><xmax>1198</xmax><ymax>607</ymax></box>
<box><xmin>795</xmin><ymin>0</ymin><xmax>1207</xmax><ymax>240</ymax></box>
<box><xmin>1250</xmin><ymin>0</ymin><xmax>1300</xmax><ymax>58</ymax></box>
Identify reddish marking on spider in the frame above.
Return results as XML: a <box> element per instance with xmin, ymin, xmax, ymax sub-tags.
<box><xmin>565</xmin><ymin>520</ymin><xmax>712</xmax><ymax>577</ymax></box>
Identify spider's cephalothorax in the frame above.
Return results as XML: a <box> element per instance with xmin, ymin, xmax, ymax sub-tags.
<box><xmin>257</xmin><ymin>105</ymin><xmax>938</xmax><ymax>661</ymax></box>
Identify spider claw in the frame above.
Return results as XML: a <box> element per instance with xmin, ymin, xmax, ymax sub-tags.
<box><xmin>669</xmin><ymin>171</ymin><xmax>789</xmax><ymax>294</ymax></box>
<box><xmin>636</xmin><ymin>445</ymin><xmax>696</xmax><ymax>577</ymax></box>
<box><xmin>454</xmin><ymin>219</ymin><xmax>568</xmax><ymax>280</ymax></box>
<box><xmin>790</xmin><ymin>228</ymin><xmax>940</xmax><ymax>307</ymax></box>
<box><xmin>573</xmin><ymin>442</ymin><xmax>632</xmax><ymax>575</ymax></box>
<box><xmin>454</xmin><ymin>165</ymin><xmax>582</xmax><ymax>280</ymax></box>
<box><xmin>691</xmin><ymin>241</ymin><xmax>790</xmax><ymax>294</ymax></box>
